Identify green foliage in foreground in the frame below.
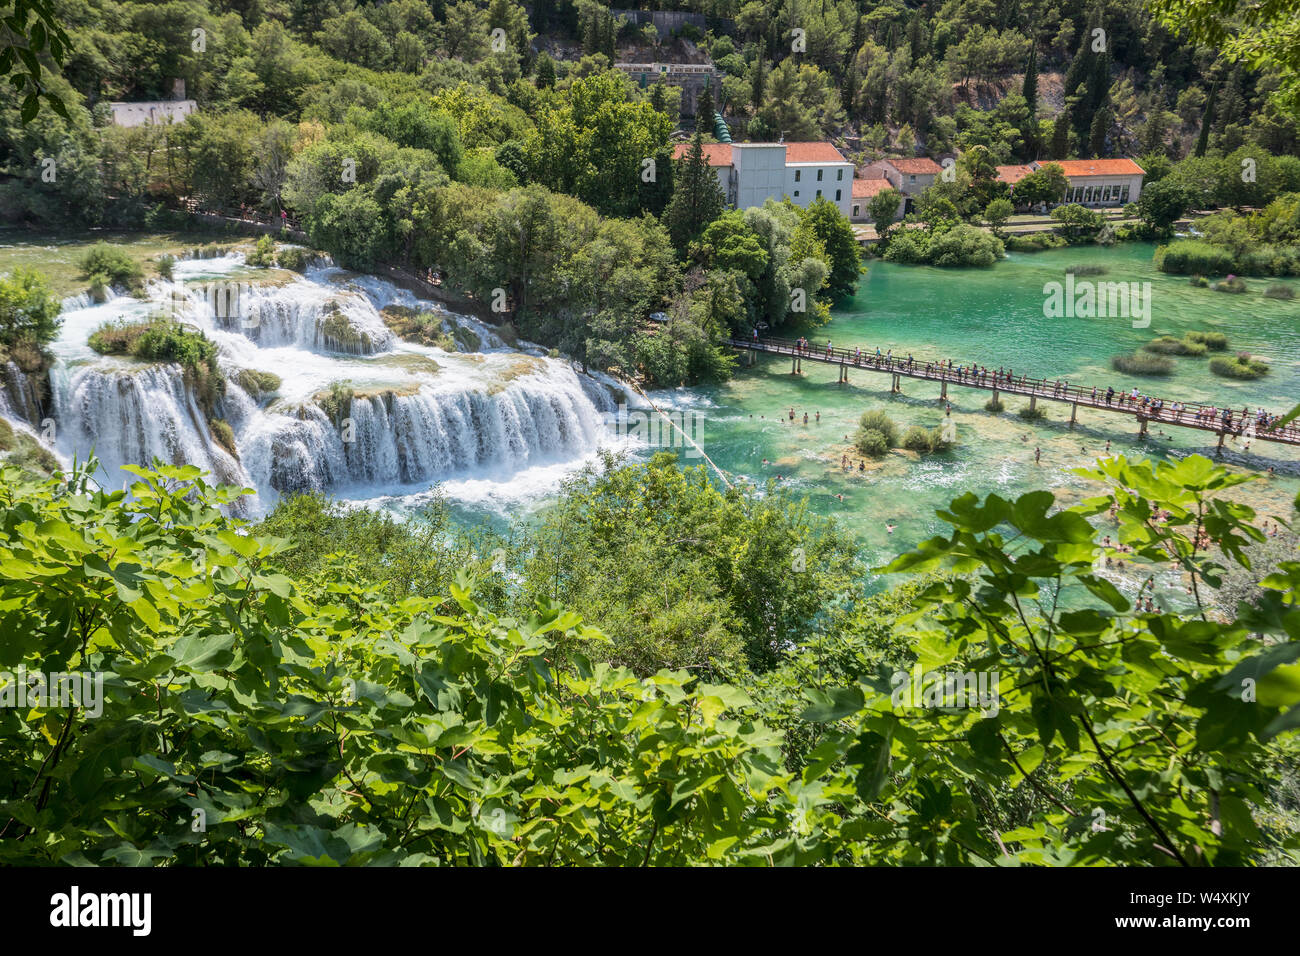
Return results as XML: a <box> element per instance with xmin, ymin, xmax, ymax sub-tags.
<box><xmin>1</xmin><ymin>453</ymin><xmax>1298</xmax><ymax>866</ymax></box>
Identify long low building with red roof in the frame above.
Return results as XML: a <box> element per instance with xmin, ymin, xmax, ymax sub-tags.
<box><xmin>996</xmin><ymin>159</ymin><xmax>1145</xmax><ymax>207</ymax></box>
<box><xmin>670</xmin><ymin>140</ymin><xmax>854</xmax><ymax>217</ymax></box>
<box><xmin>1046</xmin><ymin>158</ymin><xmax>1145</xmax><ymax>205</ymax></box>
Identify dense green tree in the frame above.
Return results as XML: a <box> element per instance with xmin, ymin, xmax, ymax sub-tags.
<box><xmin>799</xmin><ymin>196</ymin><xmax>862</xmax><ymax>300</ymax></box>
<box><xmin>664</xmin><ymin>133</ymin><xmax>725</xmax><ymax>256</ymax></box>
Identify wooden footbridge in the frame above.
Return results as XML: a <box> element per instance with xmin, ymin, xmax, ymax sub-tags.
<box><xmin>725</xmin><ymin>336</ymin><xmax>1300</xmax><ymax>451</ymax></box>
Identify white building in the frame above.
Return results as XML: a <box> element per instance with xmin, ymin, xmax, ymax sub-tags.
<box><xmin>108</xmin><ymin>100</ymin><xmax>197</xmax><ymax>127</ymax></box>
<box><xmin>1047</xmin><ymin>159</ymin><xmax>1145</xmax><ymax>206</ymax></box>
<box><xmin>108</xmin><ymin>78</ymin><xmax>196</xmax><ymax>128</ymax></box>
<box><xmin>671</xmin><ymin>141</ymin><xmax>854</xmax><ymax>217</ymax></box>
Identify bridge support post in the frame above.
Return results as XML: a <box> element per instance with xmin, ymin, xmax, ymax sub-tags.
<box><xmin>1217</xmin><ymin>431</ymin><xmax>1226</xmax><ymax>455</ymax></box>
<box><xmin>1070</xmin><ymin>402</ymin><xmax>1078</xmax><ymax>426</ymax></box>
<box><xmin>1029</xmin><ymin>396</ymin><xmax>1037</xmax><ymax>413</ymax></box>
<box><xmin>940</xmin><ymin>380</ymin><xmax>947</xmax><ymax>400</ymax></box>
<box><xmin>1138</xmin><ymin>416</ymin><xmax>1149</xmax><ymax>439</ymax></box>
<box><xmin>991</xmin><ymin>387</ymin><xmax>999</xmax><ymax>406</ymax></box>
<box><xmin>892</xmin><ymin>372</ymin><xmax>901</xmax><ymax>393</ymax></box>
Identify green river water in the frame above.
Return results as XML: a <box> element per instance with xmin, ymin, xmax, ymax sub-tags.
<box><xmin>667</xmin><ymin>243</ymin><xmax>1300</xmax><ymax>581</ymax></box>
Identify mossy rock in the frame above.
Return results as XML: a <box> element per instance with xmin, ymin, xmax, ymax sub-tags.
<box><xmin>0</xmin><ymin>418</ymin><xmax>60</xmax><ymax>476</ymax></box>
<box><xmin>380</xmin><ymin>305</ymin><xmax>458</xmax><ymax>351</ymax></box>
<box><xmin>234</xmin><ymin>368</ymin><xmax>283</xmax><ymax>400</ymax></box>
<box><xmin>319</xmin><ymin>309</ymin><xmax>377</xmax><ymax>353</ymax></box>
<box><xmin>208</xmin><ymin>418</ymin><xmax>239</xmax><ymax>460</ymax></box>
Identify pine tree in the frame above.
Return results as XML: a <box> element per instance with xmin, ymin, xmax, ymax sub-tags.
<box><xmin>696</xmin><ymin>82</ymin><xmax>715</xmax><ymax>130</ymax></box>
<box><xmin>842</xmin><ymin>60</ymin><xmax>858</xmax><ymax>117</ymax></box>
<box><xmin>1088</xmin><ymin>106</ymin><xmax>1110</xmax><ymax>157</ymax></box>
<box><xmin>1022</xmin><ymin>45</ymin><xmax>1038</xmax><ymax>116</ymax></box>
<box><xmin>1195</xmin><ymin>78</ymin><xmax>1217</xmax><ymax>157</ymax></box>
<box><xmin>664</xmin><ymin>133</ymin><xmax>725</xmax><ymax>255</ymax></box>
<box><xmin>1050</xmin><ymin>115</ymin><xmax>1070</xmax><ymax>159</ymax></box>
<box><xmin>751</xmin><ymin>38</ymin><xmax>766</xmax><ymax>115</ymax></box>
<box><xmin>649</xmin><ymin>81</ymin><xmax>667</xmax><ymax>114</ymax></box>
<box><xmin>1021</xmin><ymin>44</ymin><xmax>1039</xmax><ymax>157</ymax></box>
<box><xmin>601</xmin><ymin>12</ymin><xmax>616</xmax><ymax>61</ymax></box>
<box><xmin>536</xmin><ymin>52</ymin><xmax>556</xmax><ymax>89</ymax></box>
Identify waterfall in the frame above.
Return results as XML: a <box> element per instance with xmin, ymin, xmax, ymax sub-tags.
<box><xmin>55</xmin><ymin>363</ymin><xmax>245</xmax><ymax>490</ymax></box>
<box><xmin>41</xmin><ymin>252</ymin><xmax>619</xmax><ymax>513</ymax></box>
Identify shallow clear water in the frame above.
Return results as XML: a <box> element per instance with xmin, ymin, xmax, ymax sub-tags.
<box><xmin>663</xmin><ymin>244</ymin><xmax>1300</xmax><ymax>581</ymax></box>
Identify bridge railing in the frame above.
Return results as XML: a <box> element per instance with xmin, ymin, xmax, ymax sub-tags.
<box><xmin>727</xmin><ymin>336</ymin><xmax>1298</xmax><ymax>439</ymax></box>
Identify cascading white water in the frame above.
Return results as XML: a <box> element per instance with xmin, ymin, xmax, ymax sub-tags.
<box><xmin>56</xmin><ymin>363</ymin><xmax>244</xmax><ymax>489</ymax></box>
<box><xmin>9</xmin><ymin>251</ymin><xmax>623</xmax><ymax>516</ymax></box>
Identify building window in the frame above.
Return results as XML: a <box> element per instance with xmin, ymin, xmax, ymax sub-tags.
<box><xmin>793</xmin><ymin>190</ymin><xmax>799</xmax><ymax>197</ymax></box>
<box><xmin>816</xmin><ymin>189</ymin><xmax>822</xmax><ymax>198</ymax></box>
<box><xmin>852</xmin><ymin>204</ymin><xmax>860</xmax><ymax>217</ymax></box>
<box><xmin>837</xmin><ymin>169</ymin><xmax>844</xmax><ymax>181</ymax></box>
<box><xmin>816</xmin><ymin>169</ymin><xmax>823</xmax><ymax>181</ymax></box>
<box><xmin>909</xmin><ymin>174</ymin><xmax>916</xmax><ymax>184</ymax></box>
<box><xmin>1120</xmin><ymin>185</ymin><xmax>1130</xmax><ymax>203</ymax></box>
<box><xmin>835</xmin><ymin>189</ymin><xmax>842</xmax><ymax>201</ymax></box>
<box><xmin>794</xmin><ymin>169</ymin><xmax>801</xmax><ymax>182</ymax></box>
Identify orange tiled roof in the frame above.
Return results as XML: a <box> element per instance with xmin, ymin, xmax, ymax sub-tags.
<box><xmin>672</xmin><ymin>141</ymin><xmax>849</xmax><ymax>166</ymax></box>
<box><xmin>996</xmin><ymin>164</ymin><xmax>1034</xmax><ymax>184</ymax></box>
<box><xmin>1046</xmin><ymin>158</ymin><xmax>1145</xmax><ymax>177</ymax></box>
<box><xmin>782</xmin><ymin>141</ymin><xmax>848</xmax><ymax>163</ymax></box>
<box><xmin>852</xmin><ymin>177</ymin><xmax>893</xmax><ymax>198</ymax></box>
<box><xmin>670</xmin><ymin>142</ymin><xmax>732</xmax><ymax>166</ymax></box>
<box><xmin>883</xmin><ymin>157</ymin><xmax>943</xmax><ymax>175</ymax></box>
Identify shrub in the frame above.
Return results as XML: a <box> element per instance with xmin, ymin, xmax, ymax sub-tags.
<box><xmin>902</xmin><ymin>425</ymin><xmax>951</xmax><ymax>453</ymax></box>
<box><xmin>1185</xmin><ymin>330</ymin><xmax>1228</xmax><ymax>350</ymax></box>
<box><xmin>855</xmin><ymin>409</ymin><xmax>898</xmax><ymax>449</ymax></box>
<box><xmin>1065</xmin><ymin>264</ymin><xmax>1106</xmax><ymax>276</ymax></box>
<box><xmin>1214</xmin><ymin>275</ymin><xmax>1247</xmax><ymax>293</ymax></box>
<box><xmin>246</xmin><ymin>235</ymin><xmax>276</xmax><ymax>267</ymax></box>
<box><xmin>1189</xmin><ymin>275</ymin><xmax>1209</xmax><ymax>287</ymax></box>
<box><xmin>856</xmin><ymin>428</ymin><xmax>890</xmax><ymax>457</ymax></box>
<box><xmin>88</xmin><ymin>274</ymin><xmax>111</xmax><ymax>303</ymax></box>
<box><xmin>1209</xmin><ymin>354</ymin><xmax>1270</xmax><ymax>379</ymax></box>
<box><xmin>1018</xmin><ymin>404</ymin><xmax>1046</xmax><ymax>420</ymax></box>
<box><xmin>276</xmin><ymin>246</ymin><xmax>311</xmax><ymax>272</ymax></box>
<box><xmin>156</xmin><ymin>254</ymin><xmax>176</xmax><ymax>280</ymax></box>
<box><xmin>0</xmin><ymin>267</ymin><xmax>62</xmax><ymax>351</ymax></box>
<box><xmin>1155</xmin><ymin>240</ymin><xmax>1236</xmax><ymax>276</ymax></box>
<box><xmin>317</xmin><ymin>380</ymin><xmax>355</xmax><ymax>424</ymax></box>
<box><xmin>1004</xmin><ymin>233</ymin><xmax>1067</xmax><ymax>253</ymax></box>
<box><xmin>1143</xmin><ymin>336</ymin><xmax>1206</xmax><ymax>356</ymax></box>
<box><xmin>88</xmin><ymin>316</ymin><xmax>224</xmax><ymax>412</ymax></box>
<box><xmin>79</xmin><ymin>243</ymin><xmax>143</xmax><ymax>291</ymax></box>
<box><xmin>1264</xmin><ymin>283</ymin><xmax>1295</xmax><ymax>300</ymax></box>
<box><xmin>1112</xmin><ymin>351</ymin><xmax>1175</xmax><ymax>376</ymax></box>
<box><xmin>926</xmin><ymin>224</ymin><xmax>1004</xmax><ymax>267</ymax></box>
<box><xmin>984</xmin><ymin>397</ymin><xmax>1004</xmax><ymax>412</ymax></box>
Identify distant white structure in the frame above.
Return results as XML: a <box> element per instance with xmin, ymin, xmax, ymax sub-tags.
<box><xmin>108</xmin><ymin>78</ymin><xmax>196</xmax><ymax>128</ymax></box>
<box><xmin>671</xmin><ymin>141</ymin><xmax>854</xmax><ymax>217</ymax></box>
